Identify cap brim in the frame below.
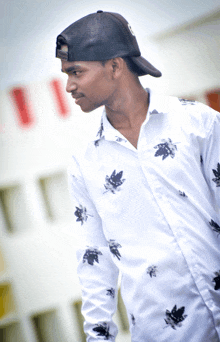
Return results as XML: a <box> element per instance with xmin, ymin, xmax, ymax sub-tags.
<box><xmin>130</xmin><ymin>55</ymin><xmax>162</xmax><ymax>77</ymax></box>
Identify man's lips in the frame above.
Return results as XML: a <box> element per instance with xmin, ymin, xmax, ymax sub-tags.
<box><xmin>71</xmin><ymin>93</ymin><xmax>84</xmax><ymax>99</ymax></box>
<box><xmin>71</xmin><ymin>94</ymin><xmax>85</xmax><ymax>104</ymax></box>
<box><xmin>72</xmin><ymin>95</ymin><xmax>85</xmax><ymax>106</ymax></box>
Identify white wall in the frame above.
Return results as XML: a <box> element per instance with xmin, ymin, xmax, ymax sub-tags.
<box><xmin>144</xmin><ymin>11</ymin><xmax>220</xmax><ymax>100</ymax></box>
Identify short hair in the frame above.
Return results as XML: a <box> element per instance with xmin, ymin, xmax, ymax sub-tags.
<box><xmin>101</xmin><ymin>57</ymin><xmax>138</xmax><ymax>75</ymax></box>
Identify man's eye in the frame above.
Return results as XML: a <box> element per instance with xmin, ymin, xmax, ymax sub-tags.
<box><xmin>72</xmin><ymin>71</ymin><xmax>81</xmax><ymax>75</ymax></box>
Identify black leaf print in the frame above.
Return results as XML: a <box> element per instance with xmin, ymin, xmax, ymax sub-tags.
<box><xmin>149</xmin><ymin>109</ymin><xmax>163</xmax><ymax>115</ymax></box>
<box><xmin>74</xmin><ymin>205</ymin><xmax>92</xmax><ymax>225</ymax></box>
<box><xmin>94</xmin><ymin>121</ymin><xmax>104</xmax><ymax>147</ymax></box>
<box><xmin>97</xmin><ymin>121</ymin><xmax>104</xmax><ymax>139</ymax></box>
<box><xmin>209</xmin><ymin>219</ymin><xmax>220</xmax><ymax>236</ymax></box>
<box><xmin>83</xmin><ymin>248</ymin><xmax>102</xmax><ymax>265</ymax></box>
<box><xmin>178</xmin><ymin>98</ymin><xmax>196</xmax><ymax>105</ymax></box>
<box><xmin>115</xmin><ymin>136</ymin><xmax>127</xmax><ymax>143</ymax></box>
<box><xmin>104</xmin><ymin>170</ymin><xmax>125</xmax><ymax>194</ymax></box>
<box><xmin>147</xmin><ymin>265</ymin><xmax>158</xmax><ymax>278</ymax></box>
<box><xmin>106</xmin><ymin>288</ymin><xmax>115</xmax><ymax>298</ymax></box>
<box><xmin>212</xmin><ymin>163</ymin><xmax>220</xmax><ymax>187</ymax></box>
<box><xmin>130</xmin><ymin>314</ymin><xmax>135</xmax><ymax>326</ymax></box>
<box><xmin>179</xmin><ymin>190</ymin><xmax>188</xmax><ymax>197</ymax></box>
<box><xmin>200</xmin><ymin>155</ymin><xmax>203</xmax><ymax>164</ymax></box>
<box><xmin>164</xmin><ymin>305</ymin><xmax>187</xmax><ymax>330</ymax></box>
<box><xmin>93</xmin><ymin>322</ymin><xmax>113</xmax><ymax>340</ymax></box>
<box><xmin>213</xmin><ymin>271</ymin><xmax>220</xmax><ymax>290</ymax></box>
<box><xmin>154</xmin><ymin>138</ymin><xmax>178</xmax><ymax>160</ymax></box>
<box><xmin>108</xmin><ymin>239</ymin><xmax>122</xmax><ymax>260</ymax></box>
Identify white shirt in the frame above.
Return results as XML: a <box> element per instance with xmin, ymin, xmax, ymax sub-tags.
<box><xmin>68</xmin><ymin>90</ymin><xmax>220</xmax><ymax>342</ymax></box>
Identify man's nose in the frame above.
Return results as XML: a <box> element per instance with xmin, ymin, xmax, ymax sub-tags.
<box><xmin>66</xmin><ymin>76</ymin><xmax>77</xmax><ymax>93</ymax></box>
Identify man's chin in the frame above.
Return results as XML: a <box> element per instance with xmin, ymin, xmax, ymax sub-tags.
<box><xmin>80</xmin><ymin>107</ymin><xmax>95</xmax><ymax>113</ymax></box>
<box><xmin>78</xmin><ymin>102</ymin><xmax>102</xmax><ymax>113</ymax></box>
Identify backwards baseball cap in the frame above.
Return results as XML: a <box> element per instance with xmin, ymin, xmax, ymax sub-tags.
<box><xmin>56</xmin><ymin>10</ymin><xmax>162</xmax><ymax>77</ymax></box>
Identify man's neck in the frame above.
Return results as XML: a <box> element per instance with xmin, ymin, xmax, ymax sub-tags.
<box><xmin>105</xmin><ymin>83</ymin><xmax>149</xmax><ymax>148</ymax></box>
<box><xmin>105</xmin><ymin>84</ymin><xmax>149</xmax><ymax>128</ymax></box>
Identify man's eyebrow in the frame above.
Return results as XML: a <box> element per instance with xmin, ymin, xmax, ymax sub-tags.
<box><xmin>61</xmin><ymin>65</ymin><xmax>82</xmax><ymax>73</ymax></box>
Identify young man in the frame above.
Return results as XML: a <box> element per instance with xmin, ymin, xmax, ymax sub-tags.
<box><xmin>56</xmin><ymin>11</ymin><xmax>220</xmax><ymax>342</ymax></box>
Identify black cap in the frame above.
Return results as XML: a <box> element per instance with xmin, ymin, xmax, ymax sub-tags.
<box><xmin>56</xmin><ymin>11</ymin><xmax>162</xmax><ymax>77</ymax></box>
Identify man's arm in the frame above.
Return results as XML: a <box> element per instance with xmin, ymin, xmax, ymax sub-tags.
<box><xmin>68</xmin><ymin>155</ymin><xmax>119</xmax><ymax>341</ymax></box>
<box><xmin>201</xmin><ymin>106</ymin><xmax>220</xmax><ymax>210</ymax></box>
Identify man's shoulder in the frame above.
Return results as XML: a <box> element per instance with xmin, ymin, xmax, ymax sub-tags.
<box><xmin>168</xmin><ymin>94</ymin><xmax>217</xmax><ymax>117</ymax></box>
<box><xmin>164</xmin><ymin>94</ymin><xmax>218</xmax><ymax>129</ymax></box>
<box><xmin>149</xmin><ymin>91</ymin><xmax>218</xmax><ymax>137</ymax></box>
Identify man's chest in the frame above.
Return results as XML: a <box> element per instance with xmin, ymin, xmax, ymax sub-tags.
<box><xmin>82</xmin><ymin>122</ymin><xmax>203</xmax><ymax>209</ymax></box>
<box><xmin>116</xmin><ymin>118</ymin><xmax>146</xmax><ymax>149</ymax></box>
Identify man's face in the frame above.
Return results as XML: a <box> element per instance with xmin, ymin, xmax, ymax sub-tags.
<box><xmin>61</xmin><ymin>59</ymin><xmax>115</xmax><ymax>113</ymax></box>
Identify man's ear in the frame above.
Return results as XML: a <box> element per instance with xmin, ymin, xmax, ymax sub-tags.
<box><xmin>111</xmin><ymin>57</ymin><xmax>124</xmax><ymax>78</ymax></box>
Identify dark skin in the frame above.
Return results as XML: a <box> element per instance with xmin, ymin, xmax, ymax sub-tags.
<box><xmin>61</xmin><ymin>57</ymin><xmax>149</xmax><ymax>148</ymax></box>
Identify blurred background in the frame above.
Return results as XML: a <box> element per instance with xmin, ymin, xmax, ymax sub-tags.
<box><xmin>0</xmin><ymin>1</ymin><xmax>220</xmax><ymax>341</ymax></box>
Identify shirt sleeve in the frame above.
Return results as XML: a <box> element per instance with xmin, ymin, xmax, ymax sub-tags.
<box><xmin>201</xmin><ymin>106</ymin><xmax>220</xmax><ymax>211</ymax></box>
<box><xmin>68</xmin><ymin>155</ymin><xmax>119</xmax><ymax>342</ymax></box>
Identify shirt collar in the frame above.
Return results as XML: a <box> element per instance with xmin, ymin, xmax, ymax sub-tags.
<box><xmin>92</xmin><ymin>89</ymin><xmax>166</xmax><ymax>145</ymax></box>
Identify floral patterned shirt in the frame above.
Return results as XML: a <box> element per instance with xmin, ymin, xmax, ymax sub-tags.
<box><xmin>68</xmin><ymin>90</ymin><xmax>220</xmax><ymax>342</ymax></box>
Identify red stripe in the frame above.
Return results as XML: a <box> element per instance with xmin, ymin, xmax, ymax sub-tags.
<box><xmin>10</xmin><ymin>87</ymin><xmax>33</xmax><ymax>126</ymax></box>
<box><xmin>50</xmin><ymin>79</ymin><xmax>70</xmax><ymax>117</ymax></box>
<box><xmin>206</xmin><ymin>90</ymin><xmax>220</xmax><ymax>112</ymax></box>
